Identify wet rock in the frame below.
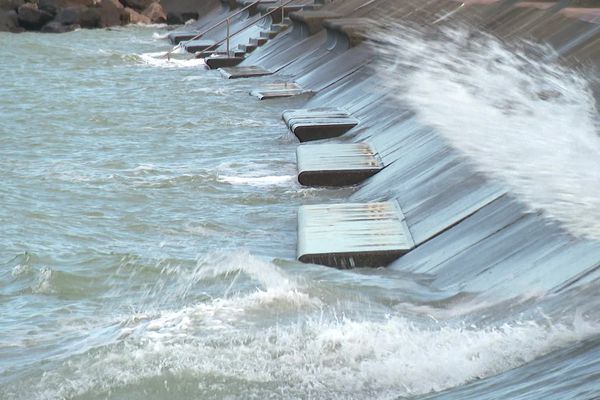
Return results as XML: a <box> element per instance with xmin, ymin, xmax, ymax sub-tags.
<box><xmin>0</xmin><ymin>9</ymin><xmax>23</xmax><ymax>32</ymax></box>
<box><xmin>123</xmin><ymin>6</ymin><xmax>149</xmax><ymax>24</ymax></box>
<box><xmin>165</xmin><ymin>11</ymin><xmax>198</xmax><ymax>25</ymax></box>
<box><xmin>56</xmin><ymin>5</ymin><xmax>101</xmax><ymax>28</ymax></box>
<box><xmin>161</xmin><ymin>0</ymin><xmax>215</xmax><ymax>24</ymax></box>
<box><xmin>121</xmin><ymin>0</ymin><xmax>153</xmax><ymax>11</ymax></box>
<box><xmin>0</xmin><ymin>0</ymin><xmax>24</xmax><ymax>11</ymax></box>
<box><xmin>17</xmin><ymin>3</ymin><xmax>53</xmax><ymax>30</ymax></box>
<box><xmin>96</xmin><ymin>0</ymin><xmax>126</xmax><ymax>27</ymax></box>
<box><xmin>141</xmin><ymin>1</ymin><xmax>165</xmax><ymax>23</ymax></box>
<box><xmin>40</xmin><ymin>20</ymin><xmax>79</xmax><ymax>32</ymax></box>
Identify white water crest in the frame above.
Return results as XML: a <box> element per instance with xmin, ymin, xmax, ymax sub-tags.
<box><xmin>138</xmin><ymin>51</ymin><xmax>207</xmax><ymax>68</ymax></box>
<box><xmin>374</xmin><ymin>23</ymin><xmax>600</xmax><ymax>241</ymax></box>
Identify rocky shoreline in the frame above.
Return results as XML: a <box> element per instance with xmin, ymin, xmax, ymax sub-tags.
<box><xmin>0</xmin><ymin>0</ymin><xmax>213</xmax><ymax>33</ymax></box>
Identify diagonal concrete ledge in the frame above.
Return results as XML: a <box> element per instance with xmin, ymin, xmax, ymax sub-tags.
<box><xmin>283</xmin><ymin>107</ymin><xmax>359</xmax><ymax>141</ymax></box>
<box><xmin>297</xmin><ymin>201</ymin><xmax>415</xmax><ymax>269</ymax></box>
<box><xmin>296</xmin><ymin>143</ymin><xmax>383</xmax><ymax>186</ymax></box>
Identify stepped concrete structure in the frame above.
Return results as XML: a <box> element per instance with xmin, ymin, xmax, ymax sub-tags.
<box><xmin>168</xmin><ymin>0</ymin><xmax>600</xmax><ymax>290</ymax></box>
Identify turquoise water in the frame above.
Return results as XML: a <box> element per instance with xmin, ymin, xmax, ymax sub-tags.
<box><xmin>1</xmin><ymin>25</ymin><xmax>600</xmax><ymax>400</ymax></box>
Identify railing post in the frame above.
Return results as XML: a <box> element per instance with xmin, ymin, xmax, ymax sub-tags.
<box><xmin>280</xmin><ymin>0</ymin><xmax>284</xmax><ymax>24</ymax></box>
<box><xmin>226</xmin><ymin>18</ymin><xmax>230</xmax><ymax>55</ymax></box>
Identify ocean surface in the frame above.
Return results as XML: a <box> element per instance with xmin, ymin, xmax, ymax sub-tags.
<box><xmin>1</xmin><ymin>25</ymin><xmax>600</xmax><ymax>400</ymax></box>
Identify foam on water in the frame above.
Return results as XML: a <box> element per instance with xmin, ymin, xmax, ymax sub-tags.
<box><xmin>218</xmin><ymin>175</ymin><xmax>296</xmax><ymax>187</ymax></box>
<box><xmin>9</xmin><ymin>302</ymin><xmax>597</xmax><ymax>399</ymax></box>
<box><xmin>374</xmin><ymin>24</ymin><xmax>600</xmax><ymax>241</ymax></box>
<box><xmin>137</xmin><ymin>52</ymin><xmax>207</xmax><ymax>68</ymax></box>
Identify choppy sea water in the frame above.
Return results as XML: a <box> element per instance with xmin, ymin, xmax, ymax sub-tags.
<box><xmin>1</xmin><ymin>25</ymin><xmax>600</xmax><ymax>400</ymax></box>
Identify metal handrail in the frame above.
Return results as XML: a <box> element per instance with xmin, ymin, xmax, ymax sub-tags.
<box><xmin>166</xmin><ymin>0</ymin><xmax>263</xmax><ymax>59</ymax></box>
<box><xmin>199</xmin><ymin>0</ymin><xmax>296</xmax><ymax>57</ymax></box>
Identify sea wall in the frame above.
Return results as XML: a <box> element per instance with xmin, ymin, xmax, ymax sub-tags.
<box><xmin>171</xmin><ymin>0</ymin><xmax>600</xmax><ymax>302</ymax></box>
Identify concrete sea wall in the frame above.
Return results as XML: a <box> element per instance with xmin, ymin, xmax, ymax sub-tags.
<box><xmin>166</xmin><ymin>0</ymin><xmax>600</xmax><ymax>301</ymax></box>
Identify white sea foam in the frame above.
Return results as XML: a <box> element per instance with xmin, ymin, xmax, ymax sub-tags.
<box><xmin>137</xmin><ymin>52</ymin><xmax>207</xmax><ymax>69</ymax></box>
<box><xmin>218</xmin><ymin>174</ymin><xmax>296</xmax><ymax>187</ymax></box>
<box><xmin>374</xmin><ymin>24</ymin><xmax>600</xmax><ymax>241</ymax></box>
<box><xmin>152</xmin><ymin>32</ymin><xmax>170</xmax><ymax>40</ymax></box>
<box><xmin>20</xmin><ymin>310</ymin><xmax>598</xmax><ymax>400</ymax></box>
<box><xmin>5</xmin><ymin>252</ymin><xmax>599</xmax><ymax>399</ymax></box>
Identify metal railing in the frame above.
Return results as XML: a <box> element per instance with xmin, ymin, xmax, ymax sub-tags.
<box><xmin>198</xmin><ymin>0</ymin><xmax>296</xmax><ymax>57</ymax></box>
<box><xmin>166</xmin><ymin>0</ymin><xmax>264</xmax><ymax>60</ymax></box>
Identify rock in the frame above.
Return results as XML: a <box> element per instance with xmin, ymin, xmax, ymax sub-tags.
<box><xmin>40</xmin><ymin>20</ymin><xmax>79</xmax><ymax>32</ymax></box>
<box><xmin>17</xmin><ymin>3</ymin><xmax>53</xmax><ymax>30</ymax></box>
<box><xmin>56</xmin><ymin>6</ymin><xmax>81</xmax><ymax>25</ymax></box>
<box><xmin>96</xmin><ymin>0</ymin><xmax>126</xmax><ymax>27</ymax></box>
<box><xmin>123</xmin><ymin>6</ymin><xmax>149</xmax><ymax>24</ymax></box>
<box><xmin>161</xmin><ymin>0</ymin><xmax>217</xmax><ymax>22</ymax></box>
<box><xmin>0</xmin><ymin>0</ymin><xmax>24</xmax><ymax>11</ymax></box>
<box><xmin>0</xmin><ymin>9</ymin><xmax>23</xmax><ymax>32</ymax></box>
<box><xmin>141</xmin><ymin>1</ymin><xmax>164</xmax><ymax>23</ymax></box>
<box><xmin>166</xmin><ymin>11</ymin><xmax>197</xmax><ymax>25</ymax></box>
<box><xmin>121</xmin><ymin>0</ymin><xmax>153</xmax><ymax>11</ymax></box>
<box><xmin>38</xmin><ymin>0</ymin><xmax>59</xmax><ymax>16</ymax></box>
<box><xmin>78</xmin><ymin>6</ymin><xmax>100</xmax><ymax>28</ymax></box>
<box><xmin>56</xmin><ymin>6</ymin><xmax>101</xmax><ymax>28</ymax></box>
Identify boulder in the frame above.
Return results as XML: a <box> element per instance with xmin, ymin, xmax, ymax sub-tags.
<box><xmin>141</xmin><ymin>1</ymin><xmax>164</xmax><ymax>23</ymax></box>
<box><xmin>78</xmin><ymin>6</ymin><xmax>100</xmax><ymax>28</ymax></box>
<box><xmin>0</xmin><ymin>0</ymin><xmax>24</xmax><ymax>11</ymax></box>
<box><xmin>96</xmin><ymin>0</ymin><xmax>125</xmax><ymax>27</ymax></box>
<box><xmin>17</xmin><ymin>3</ymin><xmax>53</xmax><ymax>30</ymax></box>
<box><xmin>38</xmin><ymin>0</ymin><xmax>59</xmax><ymax>16</ymax></box>
<box><xmin>56</xmin><ymin>5</ymin><xmax>101</xmax><ymax>28</ymax></box>
<box><xmin>121</xmin><ymin>0</ymin><xmax>153</xmax><ymax>11</ymax></box>
<box><xmin>166</xmin><ymin>11</ymin><xmax>197</xmax><ymax>25</ymax></box>
<box><xmin>123</xmin><ymin>6</ymin><xmax>149</xmax><ymax>23</ymax></box>
<box><xmin>56</xmin><ymin>6</ymin><xmax>81</xmax><ymax>24</ymax></box>
<box><xmin>0</xmin><ymin>9</ymin><xmax>23</xmax><ymax>32</ymax></box>
<box><xmin>40</xmin><ymin>20</ymin><xmax>79</xmax><ymax>32</ymax></box>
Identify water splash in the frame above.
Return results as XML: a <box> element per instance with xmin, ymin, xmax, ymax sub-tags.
<box><xmin>374</xmin><ymin>23</ymin><xmax>600</xmax><ymax>241</ymax></box>
<box><xmin>7</xmin><ymin>313</ymin><xmax>597</xmax><ymax>400</ymax></box>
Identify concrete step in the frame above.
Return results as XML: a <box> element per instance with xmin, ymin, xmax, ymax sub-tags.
<box><xmin>260</xmin><ymin>30</ymin><xmax>279</xmax><ymax>39</ymax></box>
<box><xmin>220</xmin><ymin>65</ymin><xmax>273</xmax><ymax>79</ymax></box>
<box><xmin>271</xmin><ymin>23</ymin><xmax>290</xmax><ymax>31</ymax></box>
<box><xmin>238</xmin><ymin>43</ymin><xmax>257</xmax><ymax>53</ymax></box>
<box><xmin>205</xmin><ymin>56</ymin><xmax>245</xmax><ymax>69</ymax></box>
<box><xmin>297</xmin><ymin>201</ymin><xmax>415</xmax><ymax>268</ymax></box>
<box><xmin>282</xmin><ymin>108</ymin><xmax>360</xmax><ymax>142</ymax></box>
<box><xmin>249</xmin><ymin>37</ymin><xmax>268</xmax><ymax>46</ymax></box>
<box><xmin>296</xmin><ymin>143</ymin><xmax>383</xmax><ymax>186</ymax></box>
<box><xmin>168</xmin><ymin>32</ymin><xmax>198</xmax><ymax>45</ymax></box>
<box><xmin>183</xmin><ymin>39</ymin><xmax>216</xmax><ymax>53</ymax></box>
<box><xmin>197</xmin><ymin>50</ymin><xmax>245</xmax><ymax>59</ymax></box>
<box><xmin>250</xmin><ymin>82</ymin><xmax>309</xmax><ymax>100</ymax></box>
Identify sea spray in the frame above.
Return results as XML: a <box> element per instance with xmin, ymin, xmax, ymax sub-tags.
<box><xmin>372</xmin><ymin>23</ymin><xmax>600</xmax><ymax>241</ymax></box>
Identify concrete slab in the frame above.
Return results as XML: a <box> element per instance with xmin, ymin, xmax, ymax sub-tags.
<box><xmin>205</xmin><ymin>56</ymin><xmax>245</xmax><ymax>69</ymax></box>
<box><xmin>250</xmin><ymin>82</ymin><xmax>310</xmax><ymax>100</ymax></box>
<box><xmin>219</xmin><ymin>65</ymin><xmax>273</xmax><ymax>79</ymax></box>
<box><xmin>296</xmin><ymin>143</ymin><xmax>383</xmax><ymax>186</ymax></box>
<box><xmin>283</xmin><ymin>108</ymin><xmax>359</xmax><ymax>141</ymax></box>
<box><xmin>183</xmin><ymin>39</ymin><xmax>216</xmax><ymax>53</ymax></box>
<box><xmin>297</xmin><ymin>201</ymin><xmax>415</xmax><ymax>268</ymax></box>
<box><xmin>168</xmin><ymin>32</ymin><xmax>198</xmax><ymax>45</ymax></box>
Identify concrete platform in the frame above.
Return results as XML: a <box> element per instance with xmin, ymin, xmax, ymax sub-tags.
<box><xmin>183</xmin><ymin>39</ymin><xmax>216</xmax><ymax>53</ymax></box>
<box><xmin>283</xmin><ymin>108</ymin><xmax>359</xmax><ymax>141</ymax></box>
<box><xmin>168</xmin><ymin>32</ymin><xmax>198</xmax><ymax>45</ymax></box>
<box><xmin>205</xmin><ymin>56</ymin><xmax>245</xmax><ymax>69</ymax></box>
<box><xmin>220</xmin><ymin>65</ymin><xmax>273</xmax><ymax>79</ymax></box>
<box><xmin>297</xmin><ymin>201</ymin><xmax>415</xmax><ymax>269</ymax></box>
<box><xmin>296</xmin><ymin>143</ymin><xmax>383</xmax><ymax>186</ymax></box>
<box><xmin>250</xmin><ymin>82</ymin><xmax>309</xmax><ymax>100</ymax></box>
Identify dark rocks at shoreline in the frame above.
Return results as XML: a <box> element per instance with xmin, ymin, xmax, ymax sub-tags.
<box><xmin>0</xmin><ymin>0</ymin><xmax>204</xmax><ymax>33</ymax></box>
